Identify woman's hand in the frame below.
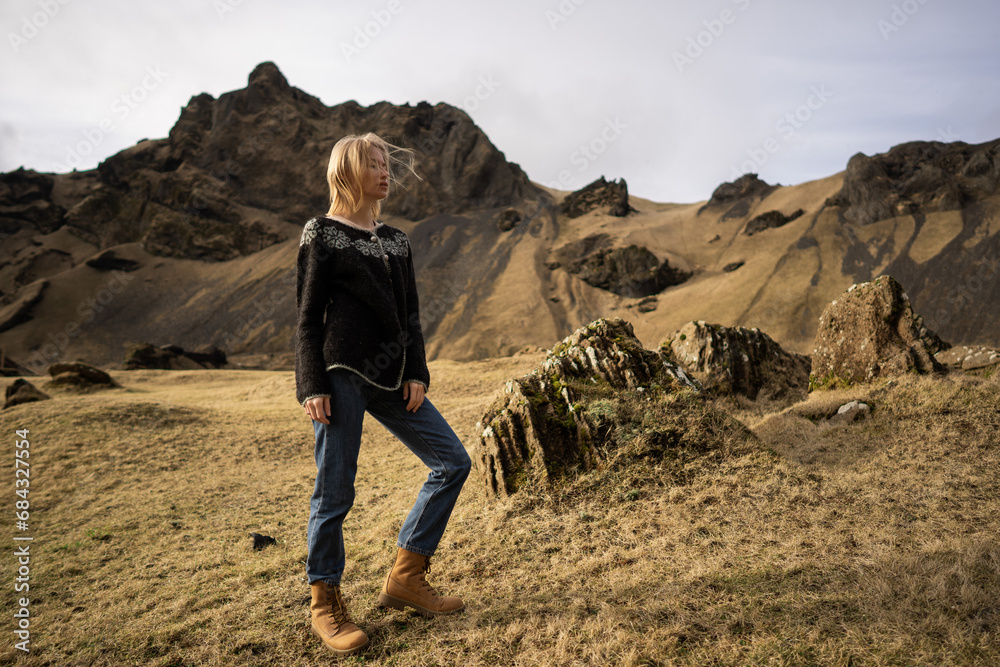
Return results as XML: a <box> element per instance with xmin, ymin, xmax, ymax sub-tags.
<box><xmin>304</xmin><ymin>396</ymin><xmax>331</xmax><ymax>424</ymax></box>
<box><xmin>402</xmin><ymin>382</ymin><xmax>425</xmax><ymax>413</ymax></box>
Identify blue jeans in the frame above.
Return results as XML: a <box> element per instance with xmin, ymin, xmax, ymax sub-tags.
<box><xmin>307</xmin><ymin>369</ymin><xmax>471</xmax><ymax>585</ymax></box>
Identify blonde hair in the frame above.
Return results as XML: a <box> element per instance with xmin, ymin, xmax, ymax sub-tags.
<box><xmin>326</xmin><ymin>132</ymin><xmax>420</xmax><ymax>219</ymax></box>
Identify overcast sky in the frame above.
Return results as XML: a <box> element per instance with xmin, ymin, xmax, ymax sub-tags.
<box><xmin>2</xmin><ymin>0</ymin><xmax>998</xmax><ymax>203</ymax></box>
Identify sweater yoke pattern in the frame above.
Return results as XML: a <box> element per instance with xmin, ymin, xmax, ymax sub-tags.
<box><xmin>299</xmin><ymin>217</ymin><xmax>410</xmax><ymax>258</ymax></box>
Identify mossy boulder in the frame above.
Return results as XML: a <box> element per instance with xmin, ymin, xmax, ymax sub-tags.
<box><xmin>473</xmin><ymin>317</ymin><xmax>704</xmax><ymax>497</ymax></box>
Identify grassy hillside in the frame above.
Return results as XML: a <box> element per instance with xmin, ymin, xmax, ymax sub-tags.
<box><xmin>1</xmin><ymin>357</ymin><xmax>998</xmax><ymax>666</ymax></box>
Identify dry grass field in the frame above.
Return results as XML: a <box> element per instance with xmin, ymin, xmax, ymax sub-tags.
<box><xmin>1</xmin><ymin>355</ymin><xmax>998</xmax><ymax>666</ymax></box>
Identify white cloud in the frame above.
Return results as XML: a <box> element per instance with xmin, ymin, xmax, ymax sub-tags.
<box><xmin>1</xmin><ymin>0</ymin><xmax>998</xmax><ymax>201</ymax></box>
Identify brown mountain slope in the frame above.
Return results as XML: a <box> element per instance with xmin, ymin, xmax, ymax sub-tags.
<box><xmin>1</xmin><ymin>62</ymin><xmax>997</xmax><ymax>372</ymax></box>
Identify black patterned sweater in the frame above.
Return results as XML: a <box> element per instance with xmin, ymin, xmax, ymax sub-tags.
<box><xmin>294</xmin><ymin>215</ymin><xmax>430</xmax><ymax>405</ymax></box>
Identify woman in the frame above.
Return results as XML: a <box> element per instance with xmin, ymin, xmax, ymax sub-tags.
<box><xmin>295</xmin><ymin>132</ymin><xmax>471</xmax><ymax>656</ymax></box>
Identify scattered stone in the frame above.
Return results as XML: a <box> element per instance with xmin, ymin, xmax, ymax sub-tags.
<box><xmin>496</xmin><ymin>208</ymin><xmax>522</xmax><ymax>232</ymax></box>
<box><xmin>829</xmin><ymin>400</ymin><xmax>871</xmax><ymax>424</ymax></box>
<box><xmin>251</xmin><ymin>533</ymin><xmax>277</xmax><ymax>550</ymax></box>
<box><xmin>661</xmin><ymin>321</ymin><xmax>812</xmax><ymax>401</ymax></box>
<box><xmin>560</xmin><ymin>176</ymin><xmax>636</xmax><ymax>218</ymax></box>
<box><xmin>547</xmin><ymin>234</ymin><xmax>691</xmax><ymax>297</ymax></box>
<box><xmin>723</xmin><ymin>261</ymin><xmax>744</xmax><ymax>272</ymax></box>
<box><xmin>47</xmin><ymin>361</ymin><xmax>119</xmax><ymax>389</ymax></box>
<box><xmin>936</xmin><ymin>345</ymin><xmax>1000</xmax><ymax>371</ymax></box>
<box><xmin>634</xmin><ymin>296</ymin><xmax>657</xmax><ymax>313</ymax></box>
<box><xmin>85</xmin><ymin>250</ymin><xmax>141</xmax><ymax>272</ymax></box>
<box><xmin>122</xmin><ymin>343</ymin><xmax>227</xmax><ymax>370</ymax></box>
<box><xmin>811</xmin><ymin>275</ymin><xmax>945</xmax><ymax>387</ymax></box>
<box><xmin>744</xmin><ymin>209</ymin><xmax>804</xmax><ymax>236</ymax></box>
<box><xmin>473</xmin><ymin>318</ymin><xmax>700</xmax><ymax>497</ymax></box>
<box><xmin>4</xmin><ymin>379</ymin><xmax>51</xmax><ymax>409</ymax></box>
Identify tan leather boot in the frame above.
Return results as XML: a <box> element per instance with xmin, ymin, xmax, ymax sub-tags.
<box><xmin>378</xmin><ymin>548</ymin><xmax>465</xmax><ymax>617</ymax></box>
<box><xmin>310</xmin><ymin>580</ymin><xmax>370</xmax><ymax>655</ymax></box>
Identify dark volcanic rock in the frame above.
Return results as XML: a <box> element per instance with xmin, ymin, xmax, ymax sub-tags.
<box><xmin>547</xmin><ymin>234</ymin><xmax>691</xmax><ymax>297</ymax></box>
<box><xmin>702</xmin><ymin>173</ymin><xmax>776</xmax><ymax>214</ymax></box>
<box><xmin>0</xmin><ymin>168</ymin><xmax>67</xmax><ymax>235</ymax></box>
<box><xmin>47</xmin><ymin>361</ymin><xmax>119</xmax><ymax>389</ymax></box>
<box><xmin>560</xmin><ymin>176</ymin><xmax>636</xmax><ymax>218</ymax></box>
<box><xmin>744</xmin><ymin>209</ymin><xmax>804</xmax><ymax>236</ymax></box>
<box><xmin>661</xmin><ymin>321</ymin><xmax>812</xmax><ymax>402</ymax></box>
<box><xmin>4</xmin><ymin>379</ymin><xmax>50</xmax><ymax>409</ymax></box>
<box><xmin>122</xmin><ymin>342</ymin><xmax>227</xmax><ymax>370</ymax></box>
<box><xmin>496</xmin><ymin>208</ymin><xmax>522</xmax><ymax>232</ymax></box>
<box><xmin>826</xmin><ymin>139</ymin><xmax>1000</xmax><ymax>226</ymax></box>
<box><xmin>473</xmin><ymin>318</ymin><xmax>701</xmax><ymax>497</ymax></box>
<box><xmin>85</xmin><ymin>250</ymin><xmax>141</xmax><ymax>272</ymax></box>
<box><xmin>5</xmin><ymin>61</ymin><xmax>542</xmax><ymax>264</ymax></box>
<box><xmin>811</xmin><ymin>275</ymin><xmax>946</xmax><ymax>386</ymax></box>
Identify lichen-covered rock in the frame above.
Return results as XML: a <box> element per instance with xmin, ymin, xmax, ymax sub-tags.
<box><xmin>473</xmin><ymin>318</ymin><xmax>700</xmax><ymax>497</ymax></box>
<box><xmin>661</xmin><ymin>321</ymin><xmax>811</xmax><ymax>401</ymax></box>
<box><xmin>4</xmin><ymin>379</ymin><xmax>51</xmax><ymax>409</ymax></box>
<box><xmin>811</xmin><ymin>275</ymin><xmax>945</xmax><ymax>386</ymax></box>
<box><xmin>47</xmin><ymin>361</ymin><xmax>119</xmax><ymax>389</ymax></box>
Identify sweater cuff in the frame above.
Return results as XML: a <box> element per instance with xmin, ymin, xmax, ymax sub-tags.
<box><xmin>300</xmin><ymin>393</ymin><xmax>331</xmax><ymax>407</ymax></box>
<box><xmin>403</xmin><ymin>379</ymin><xmax>428</xmax><ymax>390</ymax></box>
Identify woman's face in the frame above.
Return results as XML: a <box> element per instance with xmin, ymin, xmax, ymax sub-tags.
<box><xmin>361</xmin><ymin>146</ymin><xmax>389</xmax><ymax>201</ymax></box>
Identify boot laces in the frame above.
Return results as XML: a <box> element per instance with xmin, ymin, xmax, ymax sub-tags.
<box><xmin>418</xmin><ymin>556</ymin><xmax>438</xmax><ymax>598</ymax></box>
<box><xmin>325</xmin><ymin>583</ymin><xmax>353</xmax><ymax>627</ymax></box>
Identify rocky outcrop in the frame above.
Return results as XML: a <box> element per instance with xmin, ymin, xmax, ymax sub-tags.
<box><xmin>122</xmin><ymin>343</ymin><xmax>227</xmax><ymax>370</ymax></box>
<box><xmin>744</xmin><ymin>209</ymin><xmax>804</xmax><ymax>236</ymax></box>
<box><xmin>826</xmin><ymin>139</ymin><xmax>1000</xmax><ymax>226</ymax></box>
<box><xmin>700</xmin><ymin>174</ymin><xmax>776</xmax><ymax>219</ymax></box>
<box><xmin>4</xmin><ymin>379</ymin><xmax>50</xmax><ymax>409</ymax></box>
<box><xmin>559</xmin><ymin>176</ymin><xmax>636</xmax><ymax>218</ymax></box>
<box><xmin>661</xmin><ymin>321</ymin><xmax>812</xmax><ymax>401</ymax></box>
<box><xmin>811</xmin><ymin>275</ymin><xmax>946</xmax><ymax>387</ymax></box>
<box><xmin>0</xmin><ymin>168</ymin><xmax>67</xmax><ymax>236</ymax></box>
<box><xmin>473</xmin><ymin>318</ymin><xmax>701</xmax><ymax>497</ymax></box>
<box><xmin>1</xmin><ymin>61</ymin><xmax>542</xmax><ymax>266</ymax></box>
<box><xmin>546</xmin><ymin>234</ymin><xmax>691</xmax><ymax>297</ymax></box>
<box><xmin>47</xmin><ymin>361</ymin><xmax>119</xmax><ymax>389</ymax></box>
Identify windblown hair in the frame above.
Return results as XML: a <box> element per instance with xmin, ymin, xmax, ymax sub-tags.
<box><xmin>326</xmin><ymin>132</ymin><xmax>420</xmax><ymax>219</ymax></box>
